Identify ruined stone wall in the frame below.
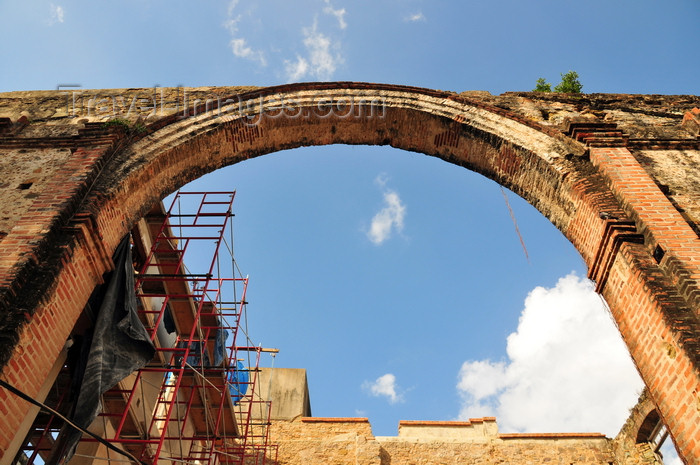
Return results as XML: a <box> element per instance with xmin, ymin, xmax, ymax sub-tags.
<box><xmin>614</xmin><ymin>389</ymin><xmax>666</xmax><ymax>465</ymax></box>
<box><xmin>0</xmin><ymin>85</ymin><xmax>698</xmax><ymax>463</ymax></box>
<box><xmin>268</xmin><ymin>418</ymin><xmax>615</xmax><ymax>465</ymax></box>
<box><xmin>270</xmin><ymin>418</ymin><xmax>382</xmax><ymax>465</ymax></box>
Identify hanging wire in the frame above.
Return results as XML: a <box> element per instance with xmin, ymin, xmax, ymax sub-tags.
<box><xmin>596</xmin><ymin>292</ymin><xmax>626</xmax><ymax>339</ymax></box>
<box><xmin>267</xmin><ymin>351</ymin><xmax>276</xmax><ymax>399</ymax></box>
<box><xmin>73</xmin><ymin>453</ymin><xmax>135</xmax><ymax>463</ymax></box>
<box><xmin>173</xmin><ymin>372</ymin><xmax>186</xmax><ymax>462</ymax></box>
<box><xmin>71</xmin><ymin>453</ymin><xmax>206</xmax><ymax>465</ymax></box>
<box><xmin>500</xmin><ymin>186</ymin><xmax>530</xmax><ymax>263</ymax></box>
<box><xmin>100</xmin><ymin>407</ymin><xmax>113</xmax><ymax>464</ymax></box>
<box><xmin>177</xmin><ymin>192</ymin><xmax>183</xmax><ymax>250</ymax></box>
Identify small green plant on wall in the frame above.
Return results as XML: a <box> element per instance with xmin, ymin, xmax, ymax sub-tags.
<box><xmin>533</xmin><ymin>77</ymin><xmax>552</xmax><ymax>92</ymax></box>
<box><xmin>104</xmin><ymin>118</ymin><xmax>147</xmax><ymax>135</ymax></box>
<box><xmin>533</xmin><ymin>71</ymin><xmax>583</xmax><ymax>93</ymax></box>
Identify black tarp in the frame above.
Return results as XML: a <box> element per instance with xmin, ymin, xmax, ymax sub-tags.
<box><xmin>214</xmin><ymin>326</ymin><xmax>228</xmax><ymax>366</ymax></box>
<box><xmin>59</xmin><ymin>235</ymin><xmax>155</xmax><ymax>462</ymax></box>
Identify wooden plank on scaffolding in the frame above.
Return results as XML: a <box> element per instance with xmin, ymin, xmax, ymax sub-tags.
<box><xmin>180</xmin><ymin>368</ymin><xmax>240</xmax><ymax>439</ymax></box>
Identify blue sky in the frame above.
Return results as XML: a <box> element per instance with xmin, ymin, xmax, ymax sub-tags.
<box><xmin>1</xmin><ymin>1</ymin><xmax>697</xmax><ymax>460</ymax></box>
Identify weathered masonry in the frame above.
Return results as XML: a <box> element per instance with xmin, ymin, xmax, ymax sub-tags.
<box><xmin>0</xmin><ymin>83</ymin><xmax>698</xmax><ymax>463</ymax></box>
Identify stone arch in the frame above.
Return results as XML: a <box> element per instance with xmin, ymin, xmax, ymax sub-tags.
<box><xmin>614</xmin><ymin>388</ymin><xmax>679</xmax><ymax>464</ymax></box>
<box><xmin>0</xmin><ymin>83</ymin><xmax>697</xmax><ymax>463</ymax></box>
<box><xmin>636</xmin><ymin>410</ymin><xmax>663</xmax><ymax>444</ymax></box>
<box><xmin>93</xmin><ymin>83</ymin><xmax>590</xmax><ymax>254</ymax></box>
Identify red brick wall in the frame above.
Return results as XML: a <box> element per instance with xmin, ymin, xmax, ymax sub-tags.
<box><xmin>588</xmin><ymin>145</ymin><xmax>700</xmax><ymax>461</ymax></box>
<box><xmin>0</xmin><ymin>136</ymin><xmax>121</xmax><ymax>457</ymax></box>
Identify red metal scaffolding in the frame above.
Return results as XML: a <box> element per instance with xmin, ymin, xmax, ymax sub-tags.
<box><xmin>15</xmin><ymin>192</ymin><xmax>277</xmax><ymax>465</ymax></box>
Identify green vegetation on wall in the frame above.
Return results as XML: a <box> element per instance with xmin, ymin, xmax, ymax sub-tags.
<box><xmin>533</xmin><ymin>71</ymin><xmax>583</xmax><ymax>94</ymax></box>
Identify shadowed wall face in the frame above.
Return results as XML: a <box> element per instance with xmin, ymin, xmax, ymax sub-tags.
<box><xmin>0</xmin><ymin>84</ymin><xmax>698</xmax><ymax>463</ymax></box>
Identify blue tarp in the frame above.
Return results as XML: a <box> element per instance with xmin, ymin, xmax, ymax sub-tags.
<box><xmin>228</xmin><ymin>360</ymin><xmax>249</xmax><ymax>404</ymax></box>
<box><xmin>180</xmin><ymin>325</ymin><xmax>228</xmax><ymax>367</ymax></box>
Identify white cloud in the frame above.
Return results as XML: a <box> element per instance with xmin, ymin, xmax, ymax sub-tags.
<box><xmin>363</xmin><ymin>373</ymin><xmax>403</xmax><ymax>404</ymax></box>
<box><xmin>456</xmin><ymin>360</ymin><xmax>507</xmax><ymax>401</ymax></box>
<box><xmin>285</xmin><ymin>56</ymin><xmax>309</xmax><ymax>81</ymax></box>
<box><xmin>285</xmin><ymin>19</ymin><xmax>343</xmax><ymax>82</ymax></box>
<box><xmin>224</xmin><ymin>1</ymin><xmax>266</xmax><ymax>66</ymax></box>
<box><xmin>366</xmin><ymin>176</ymin><xmax>406</xmax><ymax>245</ymax></box>
<box><xmin>303</xmin><ymin>21</ymin><xmax>340</xmax><ymax>80</ymax></box>
<box><xmin>456</xmin><ymin>273</ymin><xmax>644</xmax><ymax>435</ymax></box>
<box><xmin>227</xmin><ymin>0</ymin><xmax>240</xmax><ymax>16</ymax></box>
<box><xmin>230</xmin><ymin>38</ymin><xmax>266</xmax><ymax>66</ymax></box>
<box><xmin>323</xmin><ymin>0</ymin><xmax>347</xmax><ymax>29</ymax></box>
<box><xmin>405</xmin><ymin>12</ymin><xmax>425</xmax><ymax>22</ymax></box>
<box><xmin>48</xmin><ymin>4</ymin><xmax>64</xmax><ymax>25</ymax></box>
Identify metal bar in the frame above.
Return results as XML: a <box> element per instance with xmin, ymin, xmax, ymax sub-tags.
<box><xmin>113</xmin><ymin>370</ymin><xmax>143</xmax><ymax>438</ymax></box>
<box><xmin>235</xmin><ymin>347</ymin><xmax>280</xmax><ymax>353</ymax></box>
<box><xmin>171</xmin><ymin>191</ymin><xmax>237</xmax><ymax>195</ymax></box>
<box><xmin>139</xmin><ymin>272</ymin><xmax>213</xmax><ymax>277</ymax></box>
<box><xmin>25</xmin><ymin>387</ymin><xmax>68</xmax><ymax>464</ymax></box>
<box><xmin>158</xmin><ymin>236</ymin><xmax>225</xmax><ymax>240</ymax></box>
<box><xmin>151</xmin><ymin>223</ymin><xmax>229</xmax><ymax>227</ymax></box>
<box><xmin>150</xmin><ymin>213</ymin><xmax>234</xmax><ymax>218</ymax></box>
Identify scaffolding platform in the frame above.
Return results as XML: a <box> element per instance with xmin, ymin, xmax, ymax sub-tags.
<box><xmin>14</xmin><ymin>192</ymin><xmax>277</xmax><ymax>465</ymax></box>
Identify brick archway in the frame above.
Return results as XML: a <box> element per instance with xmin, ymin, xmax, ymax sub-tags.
<box><xmin>0</xmin><ymin>83</ymin><xmax>698</xmax><ymax>463</ymax></box>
